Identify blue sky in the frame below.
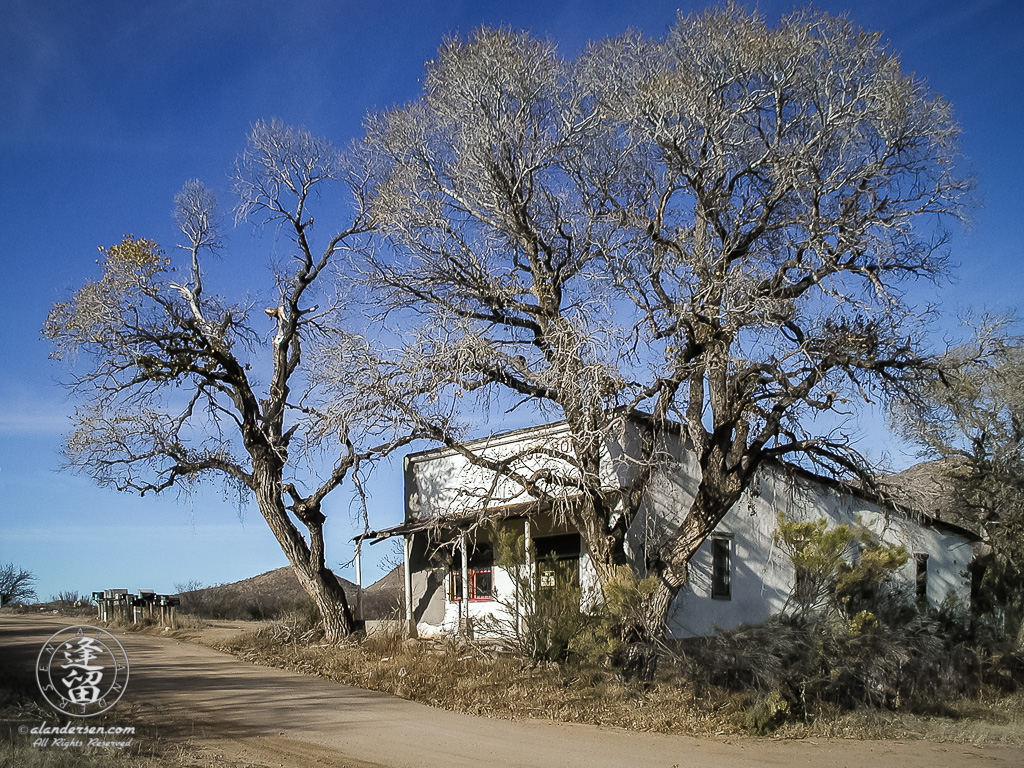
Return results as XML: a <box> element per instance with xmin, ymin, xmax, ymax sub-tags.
<box><xmin>1</xmin><ymin>0</ymin><xmax>1021</xmax><ymax>603</ymax></box>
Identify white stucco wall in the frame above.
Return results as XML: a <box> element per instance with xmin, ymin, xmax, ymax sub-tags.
<box><xmin>422</xmin><ymin>547</ymin><xmax>600</xmax><ymax>636</ymax></box>
<box><xmin>431</xmin><ymin>556</ymin><xmax>519</xmax><ymax>634</ymax></box>
<box><xmin>406</xmin><ymin>422</ymin><xmax>597</xmax><ymax>521</ymax></box>
<box><xmin>664</xmin><ymin>466</ymin><xmax>977</xmax><ymax>638</ymax></box>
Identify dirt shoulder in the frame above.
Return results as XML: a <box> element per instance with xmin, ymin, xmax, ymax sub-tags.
<box><xmin>2</xmin><ymin>613</ymin><xmax>1021</xmax><ymax>768</ymax></box>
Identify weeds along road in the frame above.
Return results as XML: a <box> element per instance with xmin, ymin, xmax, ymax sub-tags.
<box><xmin>2</xmin><ymin>614</ymin><xmax>1020</xmax><ymax>768</ymax></box>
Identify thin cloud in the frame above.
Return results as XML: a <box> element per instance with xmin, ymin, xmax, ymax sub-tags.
<box><xmin>0</xmin><ymin>405</ymin><xmax>69</xmax><ymax>436</ymax></box>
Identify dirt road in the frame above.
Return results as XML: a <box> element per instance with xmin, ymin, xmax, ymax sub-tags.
<box><xmin>2</xmin><ymin>614</ymin><xmax>1020</xmax><ymax>768</ymax></box>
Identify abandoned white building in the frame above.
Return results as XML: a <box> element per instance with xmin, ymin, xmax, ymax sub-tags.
<box><xmin>361</xmin><ymin>420</ymin><xmax>979</xmax><ymax>638</ymax></box>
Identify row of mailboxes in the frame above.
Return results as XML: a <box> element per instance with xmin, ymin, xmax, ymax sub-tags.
<box><xmin>93</xmin><ymin>589</ymin><xmax>180</xmax><ymax>625</ymax></box>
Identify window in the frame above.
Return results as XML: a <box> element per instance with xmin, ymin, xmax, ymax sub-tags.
<box><xmin>915</xmin><ymin>553</ymin><xmax>929</xmax><ymax>604</ymax></box>
<box><xmin>535</xmin><ymin>534</ymin><xmax>581</xmax><ymax>595</ymax></box>
<box><xmin>711</xmin><ymin>536</ymin><xmax>731</xmax><ymax>600</ymax></box>
<box><xmin>450</xmin><ymin>543</ymin><xmax>494</xmax><ymax>601</ymax></box>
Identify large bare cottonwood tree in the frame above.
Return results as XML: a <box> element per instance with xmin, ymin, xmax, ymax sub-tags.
<box><xmin>45</xmin><ymin>121</ymin><xmax>406</xmax><ymax>641</ymax></box>
<box><xmin>351</xmin><ymin>6</ymin><xmax>972</xmax><ymax>645</ymax></box>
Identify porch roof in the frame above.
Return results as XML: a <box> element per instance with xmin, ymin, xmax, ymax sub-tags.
<box><xmin>354</xmin><ymin>494</ymin><xmax>584</xmax><ymax>544</ymax></box>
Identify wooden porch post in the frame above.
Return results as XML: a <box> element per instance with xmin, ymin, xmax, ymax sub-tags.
<box><xmin>403</xmin><ymin>535</ymin><xmax>416</xmax><ymax>637</ymax></box>
<box><xmin>460</xmin><ymin>530</ymin><xmax>471</xmax><ymax>637</ymax></box>
<box><xmin>523</xmin><ymin>518</ymin><xmax>533</xmax><ymax>635</ymax></box>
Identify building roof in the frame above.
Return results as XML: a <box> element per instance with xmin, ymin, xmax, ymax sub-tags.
<box><xmin>403</xmin><ymin>419</ymin><xmax>575</xmax><ymax>466</ymax></box>
<box><xmin>877</xmin><ymin>457</ymin><xmax>983</xmax><ymax>538</ymax></box>
<box><xmin>357</xmin><ymin>494</ymin><xmax>581</xmax><ymax>543</ymax></box>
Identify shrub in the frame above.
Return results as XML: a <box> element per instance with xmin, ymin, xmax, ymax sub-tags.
<box><xmin>481</xmin><ymin>524</ymin><xmax>595</xmax><ymax>662</ymax></box>
<box><xmin>52</xmin><ymin>590</ymin><xmax>91</xmax><ymax>607</ymax></box>
<box><xmin>741</xmin><ymin>689</ymin><xmax>791</xmax><ymax>735</ymax></box>
<box><xmin>772</xmin><ymin>513</ymin><xmax>908</xmax><ymax>620</ymax></box>
<box><xmin>670</xmin><ymin>517</ymin><xmax>990</xmax><ymax>732</ymax></box>
<box><xmin>478</xmin><ymin>523</ymin><xmax>667</xmax><ymax>673</ymax></box>
<box><xmin>677</xmin><ymin>590</ymin><xmax>996</xmax><ymax>732</ymax></box>
<box><xmin>173</xmin><ymin>580</ymin><xmax>316</xmax><ymax>621</ymax></box>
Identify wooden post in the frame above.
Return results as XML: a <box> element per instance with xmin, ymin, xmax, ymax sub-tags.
<box><xmin>403</xmin><ymin>535</ymin><xmax>416</xmax><ymax>638</ymax></box>
<box><xmin>460</xmin><ymin>530</ymin><xmax>471</xmax><ymax>638</ymax></box>
<box><xmin>523</xmin><ymin>518</ymin><xmax>533</xmax><ymax>636</ymax></box>
<box><xmin>139</xmin><ymin>590</ymin><xmax>154</xmax><ymax>622</ymax></box>
<box><xmin>109</xmin><ymin>589</ymin><xmax>129</xmax><ymax>623</ymax></box>
<box><xmin>166</xmin><ymin>597</ymin><xmax>180</xmax><ymax>628</ymax></box>
<box><xmin>355</xmin><ymin>538</ymin><xmax>363</xmax><ymax>621</ymax></box>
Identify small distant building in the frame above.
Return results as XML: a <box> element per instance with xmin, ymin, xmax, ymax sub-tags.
<box><xmin>362</xmin><ymin>419</ymin><xmax>979</xmax><ymax>638</ymax></box>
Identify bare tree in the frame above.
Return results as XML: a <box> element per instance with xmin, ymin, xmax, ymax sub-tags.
<box><xmin>892</xmin><ymin>319</ymin><xmax>1024</xmax><ymax>648</ymax></box>
<box><xmin>44</xmin><ymin>120</ymin><xmax>410</xmax><ymax>642</ymax></box>
<box><xmin>0</xmin><ymin>562</ymin><xmax>37</xmax><ymax>605</ymax></box>
<box><xmin>352</xmin><ymin>6</ymin><xmax>971</xmax><ymax>648</ymax></box>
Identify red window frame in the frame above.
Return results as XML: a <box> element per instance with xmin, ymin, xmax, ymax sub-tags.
<box><xmin>450</xmin><ymin>566</ymin><xmax>494</xmax><ymax>602</ymax></box>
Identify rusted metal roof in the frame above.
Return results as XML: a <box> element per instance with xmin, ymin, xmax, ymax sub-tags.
<box><xmin>354</xmin><ymin>494</ymin><xmax>584</xmax><ymax>543</ymax></box>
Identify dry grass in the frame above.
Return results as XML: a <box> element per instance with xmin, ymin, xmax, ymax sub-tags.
<box><xmin>103</xmin><ymin>611</ymin><xmax>210</xmax><ymax>633</ymax></box>
<box><xmin>208</xmin><ymin>620</ymin><xmax>1024</xmax><ymax>745</ymax></box>
<box><xmin>762</xmin><ymin>697</ymin><xmax>1024</xmax><ymax>744</ymax></box>
<box><xmin>913</xmin><ymin>693</ymin><xmax>1024</xmax><ymax>746</ymax></box>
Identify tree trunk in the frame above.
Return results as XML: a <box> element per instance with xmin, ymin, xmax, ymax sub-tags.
<box><xmin>252</xmin><ymin>462</ymin><xmax>355</xmax><ymax>642</ymax></box>
<box><xmin>563</xmin><ymin>422</ymin><xmax>749</xmax><ymax>677</ymax></box>
<box><xmin>621</xmin><ymin>473</ymin><xmax>746</xmax><ymax>678</ymax></box>
<box><xmin>291</xmin><ymin>561</ymin><xmax>355</xmax><ymax>643</ymax></box>
<box><xmin>644</xmin><ymin>569</ymin><xmax>686</xmax><ymax>637</ymax></box>
<box><xmin>1013</xmin><ymin>607</ymin><xmax>1024</xmax><ymax>654</ymax></box>
<box><xmin>648</xmin><ymin>477</ymin><xmax>740</xmax><ymax>619</ymax></box>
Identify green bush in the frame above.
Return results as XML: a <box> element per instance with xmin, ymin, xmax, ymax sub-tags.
<box><xmin>741</xmin><ymin>689</ymin><xmax>791</xmax><ymax>735</ymax></box>
<box><xmin>478</xmin><ymin>524</ymin><xmax>666</xmax><ymax>672</ymax></box>
<box><xmin>772</xmin><ymin>513</ymin><xmax>908</xmax><ymax>619</ymax></box>
<box><xmin>478</xmin><ymin>524</ymin><xmax>614</xmax><ymax>664</ymax></box>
